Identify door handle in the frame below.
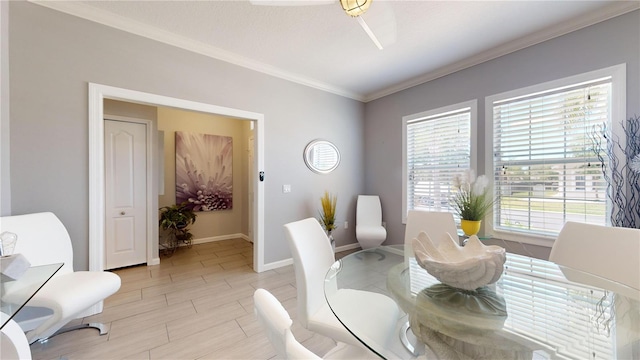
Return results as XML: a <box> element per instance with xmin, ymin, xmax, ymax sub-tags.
<box><xmin>120</xmin><ymin>211</ymin><xmax>126</xmax><ymax>215</ymax></box>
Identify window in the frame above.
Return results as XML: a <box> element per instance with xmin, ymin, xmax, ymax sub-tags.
<box><xmin>488</xmin><ymin>65</ymin><xmax>626</xmax><ymax>240</ymax></box>
<box><xmin>402</xmin><ymin>100</ymin><xmax>476</xmax><ymax>222</ymax></box>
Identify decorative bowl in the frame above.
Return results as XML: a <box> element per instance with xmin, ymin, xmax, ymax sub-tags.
<box><xmin>412</xmin><ymin>232</ymin><xmax>506</xmax><ymax>291</ymax></box>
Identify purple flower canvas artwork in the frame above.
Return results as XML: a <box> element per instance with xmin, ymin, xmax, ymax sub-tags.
<box><xmin>175</xmin><ymin>131</ymin><xmax>233</xmax><ymax>211</ymax></box>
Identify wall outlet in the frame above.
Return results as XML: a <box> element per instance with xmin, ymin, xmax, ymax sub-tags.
<box><xmin>282</xmin><ymin>184</ymin><xmax>291</xmax><ymax>193</ymax></box>
<box><xmin>344</xmin><ymin>221</ymin><xmax>348</xmax><ymax>229</ymax></box>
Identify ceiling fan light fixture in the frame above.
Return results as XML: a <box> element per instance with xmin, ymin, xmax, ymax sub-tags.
<box><xmin>340</xmin><ymin>0</ymin><xmax>372</xmax><ymax>17</ymax></box>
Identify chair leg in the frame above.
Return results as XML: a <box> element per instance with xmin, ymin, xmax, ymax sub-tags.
<box><xmin>36</xmin><ymin>323</ymin><xmax>108</xmax><ymax>344</ymax></box>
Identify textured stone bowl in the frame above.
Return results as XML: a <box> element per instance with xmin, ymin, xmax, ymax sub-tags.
<box><xmin>412</xmin><ymin>232</ymin><xmax>506</xmax><ymax>291</ymax></box>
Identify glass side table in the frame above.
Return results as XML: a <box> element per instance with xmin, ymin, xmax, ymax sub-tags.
<box><xmin>1</xmin><ymin>262</ymin><xmax>63</xmax><ymax>329</ymax></box>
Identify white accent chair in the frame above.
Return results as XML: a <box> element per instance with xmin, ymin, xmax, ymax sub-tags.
<box><xmin>1</xmin><ymin>318</ymin><xmax>32</xmax><ymax>360</ymax></box>
<box><xmin>404</xmin><ymin>210</ymin><xmax>458</xmax><ymax>261</ymax></box>
<box><xmin>355</xmin><ymin>195</ymin><xmax>387</xmax><ymax>249</ymax></box>
<box><xmin>253</xmin><ymin>288</ymin><xmax>377</xmax><ymax>360</ymax></box>
<box><xmin>550</xmin><ymin>221</ymin><xmax>640</xmax><ymax>297</ymax></box>
<box><xmin>283</xmin><ymin>217</ymin><xmax>399</xmax><ymax>349</ymax></box>
<box><xmin>0</xmin><ymin>212</ymin><xmax>121</xmax><ymax>344</ymax></box>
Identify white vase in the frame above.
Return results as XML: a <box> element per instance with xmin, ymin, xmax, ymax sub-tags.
<box><xmin>327</xmin><ymin>230</ymin><xmax>335</xmax><ymax>252</ymax></box>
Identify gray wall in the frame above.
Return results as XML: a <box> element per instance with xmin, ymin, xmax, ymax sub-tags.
<box><xmin>8</xmin><ymin>2</ymin><xmax>365</xmax><ymax>269</ymax></box>
<box><xmin>1</xmin><ymin>1</ymin><xmax>10</xmax><ymax>216</ymax></box>
<box><xmin>364</xmin><ymin>10</ymin><xmax>640</xmax><ymax>249</ymax></box>
<box><xmin>8</xmin><ymin>3</ymin><xmax>637</xmax><ymax>268</ymax></box>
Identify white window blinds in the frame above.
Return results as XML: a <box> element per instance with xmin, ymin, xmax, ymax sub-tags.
<box><xmin>311</xmin><ymin>144</ymin><xmax>338</xmax><ymax>170</ymax></box>
<box><xmin>405</xmin><ymin>107</ymin><xmax>471</xmax><ymax>214</ymax></box>
<box><xmin>499</xmin><ymin>254</ymin><xmax>615</xmax><ymax>359</ymax></box>
<box><xmin>492</xmin><ymin>78</ymin><xmax>611</xmax><ymax>236</ymax></box>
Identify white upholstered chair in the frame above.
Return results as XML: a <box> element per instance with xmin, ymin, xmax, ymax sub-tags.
<box><xmin>1</xmin><ymin>318</ymin><xmax>32</xmax><ymax>360</ymax></box>
<box><xmin>404</xmin><ymin>210</ymin><xmax>458</xmax><ymax>261</ymax></box>
<box><xmin>0</xmin><ymin>212</ymin><xmax>121</xmax><ymax>344</ymax></box>
<box><xmin>550</xmin><ymin>221</ymin><xmax>640</xmax><ymax>296</ymax></box>
<box><xmin>283</xmin><ymin>217</ymin><xmax>399</xmax><ymax>349</ymax></box>
<box><xmin>253</xmin><ymin>288</ymin><xmax>377</xmax><ymax>360</ymax></box>
<box><xmin>355</xmin><ymin>195</ymin><xmax>387</xmax><ymax>249</ymax></box>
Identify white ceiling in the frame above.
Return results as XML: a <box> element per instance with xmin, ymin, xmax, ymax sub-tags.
<box><xmin>35</xmin><ymin>0</ymin><xmax>639</xmax><ymax>102</ymax></box>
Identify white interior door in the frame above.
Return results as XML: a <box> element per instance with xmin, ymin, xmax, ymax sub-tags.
<box><xmin>105</xmin><ymin>120</ymin><xmax>147</xmax><ymax>269</ymax></box>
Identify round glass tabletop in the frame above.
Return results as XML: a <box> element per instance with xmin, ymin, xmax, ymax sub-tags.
<box><xmin>325</xmin><ymin>246</ymin><xmax>639</xmax><ymax>359</ymax></box>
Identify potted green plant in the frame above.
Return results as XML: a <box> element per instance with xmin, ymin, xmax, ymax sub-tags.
<box><xmin>451</xmin><ymin>170</ymin><xmax>495</xmax><ymax>236</ymax></box>
<box><xmin>159</xmin><ymin>202</ymin><xmax>197</xmax><ymax>255</ymax></box>
<box><xmin>319</xmin><ymin>191</ymin><xmax>337</xmax><ymax>250</ymax></box>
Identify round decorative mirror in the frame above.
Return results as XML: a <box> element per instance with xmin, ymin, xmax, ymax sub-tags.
<box><xmin>304</xmin><ymin>139</ymin><xmax>340</xmax><ymax>174</ymax></box>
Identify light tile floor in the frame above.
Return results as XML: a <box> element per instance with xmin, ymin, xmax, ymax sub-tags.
<box><xmin>30</xmin><ymin>238</ymin><xmax>359</xmax><ymax>360</ymax></box>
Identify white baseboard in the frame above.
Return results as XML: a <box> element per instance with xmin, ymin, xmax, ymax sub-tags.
<box><xmin>259</xmin><ymin>242</ymin><xmax>362</xmax><ymax>271</ymax></box>
<box><xmin>335</xmin><ymin>242</ymin><xmax>362</xmax><ymax>253</ymax></box>
<box><xmin>191</xmin><ymin>233</ymin><xmax>249</xmax><ymax>245</ymax></box>
<box><xmin>262</xmin><ymin>258</ymin><xmax>293</xmax><ymax>271</ymax></box>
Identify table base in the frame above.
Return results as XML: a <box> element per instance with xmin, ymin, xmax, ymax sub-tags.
<box><xmin>409</xmin><ymin>315</ymin><xmax>533</xmax><ymax>360</ymax></box>
<box><xmin>399</xmin><ymin>321</ymin><xmax>424</xmax><ymax>357</ymax></box>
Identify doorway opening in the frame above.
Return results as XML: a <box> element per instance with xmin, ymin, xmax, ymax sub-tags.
<box><xmin>88</xmin><ymin>83</ymin><xmax>265</xmax><ymax>280</ymax></box>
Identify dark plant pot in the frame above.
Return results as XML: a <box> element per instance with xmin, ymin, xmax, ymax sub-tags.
<box><xmin>176</xmin><ymin>233</ymin><xmax>190</xmax><ymax>241</ymax></box>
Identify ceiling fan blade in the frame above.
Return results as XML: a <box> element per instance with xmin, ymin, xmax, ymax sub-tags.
<box><xmin>356</xmin><ymin>16</ymin><xmax>383</xmax><ymax>50</ymax></box>
<box><xmin>249</xmin><ymin>0</ymin><xmax>335</xmax><ymax>6</ymax></box>
<box><xmin>249</xmin><ymin>0</ymin><xmax>395</xmax><ymax>49</ymax></box>
<box><xmin>359</xmin><ymin>0</ymin><xmax>397</xmax><ymax>48</ymax></box>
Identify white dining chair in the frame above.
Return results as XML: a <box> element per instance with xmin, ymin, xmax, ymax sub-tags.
<box><xmin>404</xmin><ymin>210</ymin><xmax>458</xmax><ymax>261</ymax></box>
<box><xmin>1</xmin><ymin>319</ymin><xmax>32</xmax><ymax>360</ymax></box>
<box><xmin>355</xmin><ymin>195</ymin><xmax>387</xmax><ymax>249</ymax></box>
<box><xmin>253</xmin><ymin>288</ymin><xmax>378</xmax><ymax>360</ymax></box>
<box><xmin>283</xmin><ymin>217</ymin><xmax>399</xmax><ymax>349</ymax></box>
<box><xmin>399</xmin><ymin>210</ymin><xmax>459</xmax><ymax>354</ymax></box>
<box><xmin>0</xmin><ymin>212</ymin><xmax>121</xmax><ymax>344</ymax></box>
<box><xmin>550</xmin><ymin>221</ymin><xmax>640</xmax><ymax>292</ymax></box>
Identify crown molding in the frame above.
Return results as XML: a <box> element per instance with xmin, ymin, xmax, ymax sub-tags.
<box><xmin>30</xmin><ymin>1</ymin><xmax>638</xmax><ymax>104</ymax></box>
<box><xmin>30</xmin><ymin>0</ymin><xmax>365</xmax><ymax>102</ymax></box>
<box><xmin>363</xmin><ymin>1</ymin><xmax>640</xmax><ymax>102</ymax></box>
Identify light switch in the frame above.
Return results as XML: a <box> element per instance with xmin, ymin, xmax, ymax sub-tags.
<box><xmin>344</xmin><ymin>221</ymin><xmax>349</xmax><ymax>229</ymax></box>
<box><xmin>283</xmin><ymin>184</ymin><xmax>291</xmax><ymax>193</ymax></box>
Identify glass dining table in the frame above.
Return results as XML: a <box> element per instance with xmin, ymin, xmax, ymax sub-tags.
<box><xmin>324</xmin><ymin>246</ymin><xmax>640</xmax><ymax>360</ymax></box>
